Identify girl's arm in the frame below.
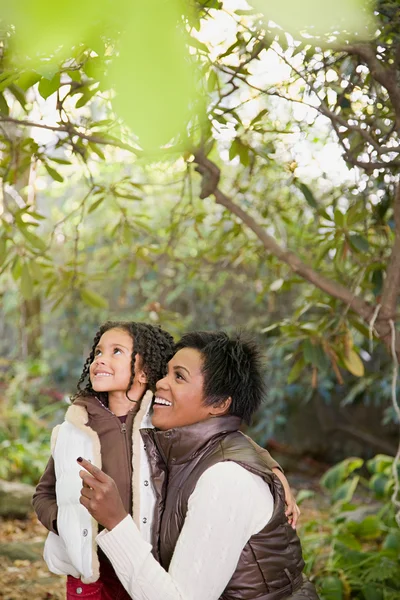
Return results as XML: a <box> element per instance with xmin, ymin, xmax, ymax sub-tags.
<box><xmin>32</xmin><ymin>456</ymin><xmax>58</xmax><ymax>533</ymax></box>
<box><xmin>243</xmin><ymin>435</ymin><xmax>300</xmax><ymax>528</ymax></box>
<box><xmin>91</xmin><ymin>461</ymin><xmax>273</xmax><ymax>600</ymax></box>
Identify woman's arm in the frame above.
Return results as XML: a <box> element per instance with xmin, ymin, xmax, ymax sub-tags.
<box><xmin>79</xmin><ymin>459</ymin><xmax>273</xmax><ymax>600</ymax></box>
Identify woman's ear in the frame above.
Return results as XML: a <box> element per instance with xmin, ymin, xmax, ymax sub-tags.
<box><xmin>209</xmin><ymin>396</ymin><xmax>232</xmax><ymax>417</ymax></box>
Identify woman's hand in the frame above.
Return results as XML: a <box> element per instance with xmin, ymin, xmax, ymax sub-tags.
<box><xmin>77</xmin><ymin>457</ymin><xmax>128</xmax><ymax>531</ymax></box>
<box><xmin>271</xmin><ymin>468</ymin><xmax>300</xmax><ymax>529</ymax></box>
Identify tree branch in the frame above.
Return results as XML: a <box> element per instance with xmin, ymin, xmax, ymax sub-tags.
<box><xmin>0</xmin><ymin>116</ymin><xmax>136</xmax><ymax>152</ymax></box>
<box><xmin>341</xmin><ymin>43</ymin><xmax>400</xmax><ymax>126</ymax></box>
<box><xmin>194</xmin><ymin>149</ymin><xmax>373</xmax><ymax>319</ymax></box>
<box><xmin>380</xmin><ymin>182</ymin><xmax>400</xmax><ymax>317</ymax></box>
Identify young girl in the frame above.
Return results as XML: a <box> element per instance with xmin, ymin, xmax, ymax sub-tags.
<box><xmin>33</xmin><ymin>320</ymin><xmax>175</xmax><ymax>600</ymax></box>
<box><xmin>33</xmin><ymin>321</ymin><xmax>293</xmax><ymax>599</ymax></box>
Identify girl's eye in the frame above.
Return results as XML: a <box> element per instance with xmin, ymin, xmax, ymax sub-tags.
<box><xmin>113</xmin><ymin>347</ymin><xmax>122</xmax><ymax>355</ymax></box>
<box><xmin>94</xmin><ymin>349</ymin><xmax>101</xmax><ymax>356</ymax></box>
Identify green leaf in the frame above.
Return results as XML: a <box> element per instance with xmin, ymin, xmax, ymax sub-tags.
<box><xmin>334</xmin><ymin>532</ymin><xmax>362</xmax><ymax>551</ymax></box>
<box><xmin>11</xmin><ymin>255</ymin><xmax>22</xmax><ymax>281</ymax></box>
<box><xmin>0</xmin><ymin>92</ymin><xmax>9</xmax><ymax>115</ymax></box>
<box><xmin>348</xmin><ymin>233</ymin><xmax>369</xmax><ymax>253</ymax></box>
<box><xmin>298</xmin><ymin>182</ymin><xmax>318</xmax><ymax>209</ymax></box>
<box><xmin>295</xmin><ymin>489</ymin><xmax>315</xmax><ymax>505</ymax></box>
<box><xmin>346</xmin><ymin>204</ymin><xmax>369</xmax><ymax>226</ymax></box>
<box><xmin>89</xmin><ymin>142</ymin><xmax>106</xmax><ymax>160</ymax></box>
<box><xmin>19</xmin><ymin>227</ymin><xmax>47</xmax><ymax>252</ymax></box>
<box><xmin>0</xmin><ymin>72</ymin><xmax>19</xmax><ymax>92</ymax></box>
<box><xmin>189</xmin><ymin>37</ymin><xmax>209</xmax><ymax>53</ymax></box>
<box><xmin>80</xmin><ymin>288</ymin><xmax>108</xmax><ymax>309</ymax></box>
<box><xmin>334</xmin><ymin>208</ymin><xmax>345</xmax><ymax>228</ymax></box>
<box><xmin>38</xmin><ymin>73</ymin><xmax>60</xmax><ymax>100</ymax></box>
<box><xmin>367</xmin><ymin>454</ymin><xmax>393</xmax><ymax>475</ymax></box>
<box><xmin>383</xmin><ymin>529</ymin><xmax>400</xmax><ymax>553</ymax></box>
<box><xmin>8</xmin><ymin>84</ymin><xmax>26</xmax><ymax>109</ymax></box>
<box><xmin>320</xmin><ymin>457</ymin><xmax>363</xmax><ymax>491</ymax></box>
<box><xmin>347</xmin><ymin>515</ymin><xmax>382</xmax><ymax>539</ymax></box>
<box><xmin>218</xmin><ymin>40</ymin><xmax>240</xmax><ymax>59</ymax></box>
<box><xmin>48</xmin><ymin>157</ymin><xmax>72</xmax><ymax>165</ymax></box>
<box><xmin>302</xmin><ymin>339</ymin><xmax>326</xmax><ymax>368</ymax></box>
<box><xmin>88</xmin><ymin>197</ymin><xmax>105</xmax><ymax>214</ymax></box>
<box><xmin>361</xmin><ymin>586</ymin><xmax>383</xmax><ymax>600</ymax></box>
<box><xmin>287</xmin><ymin>357</ymin><xmax>305</xmax><ymax>384</ymax></box>
<box><xmin>319</xmin><ymin>576</ymin><xmax>343</xmax><ymax>600</ymax></box>
<box><xmin>229</xmin><ymin>139</ymin><xmax>240</xmax><ymax>161</ymax></box>
<box><xmin>44</xmin><ymin>163</ymin><xmax>64</xmax><ymax>183</ymax></box>
<box><xmin>207</xmin><ymin>69</ymin><xmax>218</xmax><ymax>92</ymax></box>
<box><xmin>332</xmin><ymin>475</ymin><xmax>360</xmax><ymax>504</ymax></box>
<box><xmin>15</xmin><ymin>70</ymin><xmax>41</xmax><ymax>91</ymax></box>
<box><xmin>250</xmin><ymin>108</ymin><xmax>269</xmax><ymax>127</ymax></box>
<box><xmin>75</xmin><ymin>89</ymin><xmax>97</xmax><ymax>108</ymax></box>
<box><xmin>369</xmin><ymin>473</ymin><xmax>390</xmax><ymax>498</ymax></box>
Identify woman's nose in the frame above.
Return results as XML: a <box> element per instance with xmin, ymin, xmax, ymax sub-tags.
<box><xmin>156</xmin><ymin>375</ymin><xmax>168</xmax><ymax>390</ymax></box>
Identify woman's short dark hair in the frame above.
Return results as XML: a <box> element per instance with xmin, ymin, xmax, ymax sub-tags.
<box><xmin>175</xmin><ymin>331</ymin><xmax>265</xmax><ymax>424</ymax></box>
<box><xmin>74</xmin><ymin>321</ymin><xmax>175</xmax><ymax>404</ymax></box>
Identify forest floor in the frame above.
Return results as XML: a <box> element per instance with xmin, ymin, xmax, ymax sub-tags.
<box><xmin>0</xmin><ymin>473</ymin><xmax>325</xmax><ymax>600</ymax></box>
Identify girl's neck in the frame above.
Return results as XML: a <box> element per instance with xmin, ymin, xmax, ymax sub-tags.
<box><xmin>108</xmin><ymin>387</ymin><xmax>145</xmax><ymax>417</ymax></box>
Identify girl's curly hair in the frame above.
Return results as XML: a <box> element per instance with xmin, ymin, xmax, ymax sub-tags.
<box><xmin>73</xmin><ymin>321</ymin><xmax>175</xmax><ymax>405</ymax></box>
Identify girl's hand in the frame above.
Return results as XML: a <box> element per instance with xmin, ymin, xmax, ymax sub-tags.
<box><xmin>77</xmin><ymin>457</ymin><xmax>128</xmax><ymax>531</ymax></box>
<box><xmin>272</xmin><ymin>467</ymin><xmax>300</xmax><ymax>529</ymax></box>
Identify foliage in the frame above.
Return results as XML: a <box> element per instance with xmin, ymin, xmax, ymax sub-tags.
<box><xmin>300</xmin><ymin>454</ymin><xmax>400</xmax><ymax>600</ymax></box>
<box><xmin>0</xmin><ymin>0</ymin><xmax>399</xmax><ymax>476</ymax></box>
<box><xmin>0</xmin><ymin>359</ymin><xmax>65</xmax><ymax>483</ymax></box>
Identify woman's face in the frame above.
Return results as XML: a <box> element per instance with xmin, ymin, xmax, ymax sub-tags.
<box><xmin>152</xmin><ymin>348</ymin><xmax>213</xmax><ymax>430</ymax></box>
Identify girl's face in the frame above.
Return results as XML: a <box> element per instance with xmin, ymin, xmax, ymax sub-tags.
<box><xmin>89</xmin><ymin>328</ymin><xmax>140</xmax><ymax>395</ymax></box>
<box><xmin>152</xmin><ymin>348</ymin><xmax>214</xmax><ymax>430</ymax></box>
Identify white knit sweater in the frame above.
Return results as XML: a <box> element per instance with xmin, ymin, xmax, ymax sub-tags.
<box><xmin>97</xmin><ymin>461</ymin><xmax>274</xmax><ymax>600</ymax></box>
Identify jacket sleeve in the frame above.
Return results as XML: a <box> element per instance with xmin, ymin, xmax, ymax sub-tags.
<box><xmin>243</xmin><ymin>434</ymin><xmax>283</xmax><ymax>472</ymax></box>
<box><xmin>32</xmin><ymin>455</ymin><xmax>58</xmax><ymax>534</ymax></box>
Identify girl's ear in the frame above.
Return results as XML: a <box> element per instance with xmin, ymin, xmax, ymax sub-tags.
<box><xmin>134</xmin><ymin>354</ymin><xmax>147</xmax><ymax>385</ymax></box>
<box><xmin>137</xmin><ymin>368</ymin><xmax>148</xmax><ymax>385</ymax></box>
<box><xmin>209</xmin><ymin>396</ymin><xmax>232</xmax><ymax>417</ymax></box>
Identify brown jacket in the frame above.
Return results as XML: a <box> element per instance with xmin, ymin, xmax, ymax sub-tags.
<box><xmin>33</xmin><ymin>394</ymin><xmax>141</xmax><ymax>533</ymax></box>
<box><xmin>142</xmin><ymin>416</ymin><xmax>319</xmax><ymax>600</ymax></box>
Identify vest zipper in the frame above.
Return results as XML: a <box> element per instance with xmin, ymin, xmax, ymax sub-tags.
<box><xmin>121</xmin><ymin>422</ymin><xmax>127</xmax><ymax>433</ymax></box>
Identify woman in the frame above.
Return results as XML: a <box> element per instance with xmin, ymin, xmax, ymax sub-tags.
<box><xmin>78</xmin><ymin>331</ymin><xmax>318</xmax><ymax>600</ymax></box>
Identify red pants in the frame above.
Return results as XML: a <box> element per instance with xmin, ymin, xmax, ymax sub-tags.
<box><xmin>66</xmin><ymin>561</ymin><xmax>131</xmax><ymax>600</ymax></box>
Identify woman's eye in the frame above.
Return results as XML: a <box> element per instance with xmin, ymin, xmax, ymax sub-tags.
<box><xmin>175</xmin><ymin>372</ymin><xmax>185</xmax><ymax>381</ymax></box>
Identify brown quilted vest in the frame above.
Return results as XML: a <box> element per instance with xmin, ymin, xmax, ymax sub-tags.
<box><xmin>141</xmin><ymin>416</ymin><xmax>318</xmax><ymax>600</ymax></box>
